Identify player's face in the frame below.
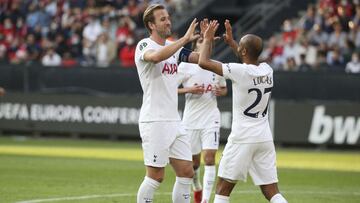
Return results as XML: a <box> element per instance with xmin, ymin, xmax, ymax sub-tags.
<box><xmin>152</xmin><ymin>9</ymin><xmax>172</xmax><ymax>39</ymax></box>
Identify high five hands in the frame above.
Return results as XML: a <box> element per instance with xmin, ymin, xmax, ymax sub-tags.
<box><xmin>186</xmin><ymin>18</ymin><xmax>232</xmax><ymax>43</ymax></box>
<box><xmin>203</xmin><ymin>20</ymin><xmax>220</xmax><ymax>41</ymax></box>
<box><xmin>200</xmin><ymin>18</ymin><xmax>221</xmax><ymax>41</ymax></box>
<box><xmin>223</xmin><ymin>19</ymin><xmax>235</xmax><ymax>45</ymax></box>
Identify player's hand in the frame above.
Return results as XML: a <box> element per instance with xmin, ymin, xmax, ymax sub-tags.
<box><xmin>223</xmin><ymin>19</ymin><xmax>234</xmax><ymax>44</ymax></box>
<box><xmin>213</xmin><ymin>85</ymin><xmax>223</xmax><ymax>96</ymax></box>
<box><xmin>189</xmin><ymin>85</ymin><xmax>204</xmax><ymax>94</ymax></box>
<box><xmin>200</xmin><ymin>18</ymin><xmax>209</xmax><ymax>36</ymax></box>
<box><xmin>201</xmin><ymin>18</ymin><xmax>221</xmax><ymax>41</ymax></box>
<box><xmin>184</xmin><ymin>18</ymin><xmax>200</xmax><ymax>43</ymax></box>
<box><xmin>204</xmin><ymin>20</ymin><xmax>219</xmax><ymax>41</ymax></box>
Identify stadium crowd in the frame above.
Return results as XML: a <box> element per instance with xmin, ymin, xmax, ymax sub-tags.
<box><xmin>0</xmin><ymin>0</ymin><xmax>192</xmax><ymax>68</ymax></box>
<box><xmin>261</xmin><ymin>0</ymin><xmax>360</xmax><ymax>73</ymax></box>
<box><xmin>1</xmin><ymin>0</ymin><xmax>359</xmax><ymax>73</ymax></box>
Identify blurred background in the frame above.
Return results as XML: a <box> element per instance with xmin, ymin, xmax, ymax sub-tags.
<box><xmin>0</xmin><ymin>0</ymin><xmax>359</xmax><ymax>202</ymax></box>
<box><xmin>0</xmin><ymin>0</ymin><xmax>359</xmax><ymax>148</ymax></box>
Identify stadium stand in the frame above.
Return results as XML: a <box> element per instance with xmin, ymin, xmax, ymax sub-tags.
<box><xmin>0</xmin><ymin>0</ymin><xmax>359</xmax><ymax>98</ymax></box>
<box><xmin>0</xmin><ymin>0</ymin><xmax>203</xmax><ymax>68</ymax></box>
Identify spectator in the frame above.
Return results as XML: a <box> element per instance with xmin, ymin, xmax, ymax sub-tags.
<box><xmin>345</xmin><ymin>52</ymin><xmax>360</xmax><ymax>73</ymax></box>
<box><xmin>82</xmin><ymin>14</ymin><xmax>102</xmax><ymax>43</ymax></box>
<box><xmin>41</xmin><ymin>47</ymin><xmax>61</xmax><ymax>67</ymax></box>
<box><xmin>101</xmin><ymin>16</ymin><xmax>117</xmax><ymax>42</ymax></box>
<box><xmin>307</xmin><ymin>24</ymin><xmax>328</xmax><ymax>46</ymax></box>
<box><xmin>116</xmin><ymin>16</ymin><xmax>135</xmax><ymax>48</ymax></box>
<box><xmin>282</xmin><ymin>19</ymin><xmax>297</xmax><ymax>42</ymax></box>
<box><xmin>328</xmin><ymin>22</ymin><xmax>347</xmax><ymax>50</ymax></box>
<box><xmin>327</xmin><ymin>47</ymin><xmax>345</xmax><ymax>71</ymax></box>
<box><xmin>284</xmin><ymin>57</ymin><xmax>298</xmax><ymax>71</ymax></box>
<box><xmin>25</xmin><ymin>33</ymin><xmax>41</xmax><ymax>63</ymax></box>
<box><xmin>0</xmin><ymin>0</ymin><xmax>202</xmax><ymax>67</ymax></box>
<box><xmin>82</xmin><ymin>13</ymin><xmax>102</xmax><ymax>66</ymax></box>
<box><xmin>61</xmin><ymin>51</ymin><xmax>77</xmax><ymax>68</ymax></box>
<box><xmin>301</xmin><ymin>5</ymin><xmax>316</xmax><ymax>32</ymax></box>
<box><xmin>95</xmin><ymin>32</ymin><xmax>116</xmax><ymax>67</ymax></box>
<box><xmin>315</xmin><ymin>50</ymin><xmax>329</xmax><ymax>71</ymax></box>
<box><xmin>282</xmin><ymin>37</ymin><xmax>304</xmax><ymax>66</ymax></box>
<box><xmin>298</xmin><ymin>54</ymin><xmax>312</xmax><ymax>72</ymax></box>
<box><xmin>119</xmin><ymin>37</ymin><xmax>136</xmax><ymax>68</ymax></box>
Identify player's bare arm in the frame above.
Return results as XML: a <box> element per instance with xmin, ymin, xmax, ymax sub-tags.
<box><xmin>198</xmin><ymin>20</ymin><xmax>223</xmax><ymax>76</ymax></box>
<box><xmin>144</xmin><ymin>18</ymin><xmax>200</xmax><ymax>63</ymax></box>
<box><xmin>178</xmin><ymin>85</ymin><xmax>205</xmax><ymax>94</ymax></box>
<box><xmin>223</xmin><ymin>19</ymin><xmax>239</xmax><ymax>55</ymax></box>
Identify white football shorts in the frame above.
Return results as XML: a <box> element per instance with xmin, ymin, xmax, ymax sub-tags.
<box><xmin>139</xmin><ymin>121</ymin><xmax>192</xmax><ymax>167</ymax></box>
<box><xmin>187</xmin><ymin>128</ymin><xmax>220</xmax><ymax>155</ymax></box>
<box><xmin>218</xmin><ymin>141</ymin><xmax>278</xmax><ymax>185</ymax></box>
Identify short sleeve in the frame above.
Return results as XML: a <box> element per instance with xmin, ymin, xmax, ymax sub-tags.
<box><xmin>222</xmin><ymin>63</ymin><xmax>245</xmax><ymax>82</ymax></box>
<box><xmin>136</xmin><ymin>39</ymin><xmax>155</xmax><ymax>61</ymax></box>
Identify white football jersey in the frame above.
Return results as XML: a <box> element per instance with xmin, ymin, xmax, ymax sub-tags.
<box><xmin>178</xmin><ymin>62</ymin><xmax>226</xmax><ymax>129</ymax></box>
<box><xmin>222</xmin><ymin>62</ymin><xmax>274</xmax><ymax>143</ymax></box>
<box><xmin>135</xmin><ymin>38</ymin><xmax>182</xmax><ymax>122</ymax></box>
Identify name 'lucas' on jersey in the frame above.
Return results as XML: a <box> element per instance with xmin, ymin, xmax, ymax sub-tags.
<box><xmin>252</xmin><ymin>75</ymin><xmax>272</xmax><ymax>86</ymax></box>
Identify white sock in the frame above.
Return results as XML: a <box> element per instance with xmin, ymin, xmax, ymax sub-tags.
<box><xmin>192</xmin><ymin>167</ymin><xmax>202</xmax><ymax>191</ymax></box>
<box><xmin>172</xmin><ymin>177</ymin><xmax>192</xmax><ymax>203</ymax></box>
<box><xmin>270</xmin><ymin>193</ymin><xmax>288</xmax><ymax>203</ymax></box>
<box><xmin>214</xmin><ymin>194</ymin><xmax>230</xmax><ymax>203</ymax></box>
<box><xmin>137</xmin><ymin>176</ymin><xmax>160</xmax><ymax>203</ymax></box>
<box><xmin>202</xmin><ymin>165</ymin><xmax>216</xmax><ymax>202</ymax></box>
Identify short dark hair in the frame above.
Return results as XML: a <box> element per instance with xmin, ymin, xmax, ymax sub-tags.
<box><xmin>243</xmin><ymin>36</ymin><xmax>263</xmax><ymax>60</ymax></box>
<box><xmin>143</xmin><ymin>4</ymin><xmax>165</xmax><ymax>34</ymax></box>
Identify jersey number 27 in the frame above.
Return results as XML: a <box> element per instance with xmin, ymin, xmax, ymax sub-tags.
<box><xmin>244</xmin><ymin>87</ymin><xmax>272</xmax><ymax>118</ymax></box>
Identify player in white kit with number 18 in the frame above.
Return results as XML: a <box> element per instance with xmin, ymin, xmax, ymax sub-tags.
<box><xmin>178</xmin><ymin>35</ymin><xmax>227</xmax><ymax>203</ymax></box>
<box><xmin>198</xmin><ymin>20</ymin><xmax>288</xmax><ymax>203</ymax></box>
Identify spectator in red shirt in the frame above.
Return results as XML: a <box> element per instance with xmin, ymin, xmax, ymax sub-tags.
<box><xmin>119</xmin><ymin>37</ymin><xmax>135</xmax><ymax>68</ymax></box>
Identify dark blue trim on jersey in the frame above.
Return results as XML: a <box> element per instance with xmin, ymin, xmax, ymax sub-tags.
<box><xmin>178</xmin><ymin>48</ymin><xmax>192</xmax><ymax>63</ymax></box>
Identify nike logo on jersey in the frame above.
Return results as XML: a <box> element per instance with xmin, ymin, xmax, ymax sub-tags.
<box><xmin>162</xmin><ymin>63</ymin><xmax>178</xmax><ymax>74</ymax></box>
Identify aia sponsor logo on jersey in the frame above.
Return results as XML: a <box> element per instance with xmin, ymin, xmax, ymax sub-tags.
<box><xmin>194</xmin><ymin>83</ymin><xmax>214</xmax><ymax>93</ymax></box>
<box><xmin>162</xmin><ymin>63</ymin><xmax>178</xmax><ymax>74</ymax></box>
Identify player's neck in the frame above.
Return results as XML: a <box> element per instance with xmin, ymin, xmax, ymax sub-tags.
<box><xmin>243</xmin><ymin>58</ymin><xmax>259</xmax><ymax>66</ymax></box>
<box><xmin>150</xmin><ymin>33</ymin><xmax>166</xmax><ymax>46</ymax></box>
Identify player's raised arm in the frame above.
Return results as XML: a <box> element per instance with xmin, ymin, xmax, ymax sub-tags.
<box><xmin>198</xmin><ymin>20</ymin><xmax>223</xmax><ymax>76</ymax></box>
<box><xmin>144</xmin><ymin>18</ymin><xmax>200</xmax><ymax>63</ymax></box>
<box><xmin>187</xmin><ymin>18</ymin><xmax>221</xmax><ymax>64</ymax></box>
<box><xmin>223</xmin><ymin>19</ymin><xmax>239</xmax><ymax>56</ymax></box>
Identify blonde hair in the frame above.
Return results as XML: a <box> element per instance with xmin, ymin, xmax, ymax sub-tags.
<box><xmin>143</xmin><ymin>4</ymin><xmax>165</xmax><ymax>33</ymax></box>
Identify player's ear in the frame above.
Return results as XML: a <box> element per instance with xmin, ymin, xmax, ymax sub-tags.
<box><xmin>148</xmin><ymin>22</ymin><xmax>155</xmax><ymax>31</ymax></box>
<box><xmin>242</xmin><ymin>48</ymin><xmax>247</xmax><ymax>56</ymax></box>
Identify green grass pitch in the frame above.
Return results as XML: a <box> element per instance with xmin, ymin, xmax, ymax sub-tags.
<box><xmin>0</xmin><ymin>136</ymin><xmax>359</xmax><ymax>203</ymax></box>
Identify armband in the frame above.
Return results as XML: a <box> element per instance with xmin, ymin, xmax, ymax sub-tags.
<box><xmin>178</xmin><ymin>48</ymin><xmax>192</xmax><ymax>63</ymax></box>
